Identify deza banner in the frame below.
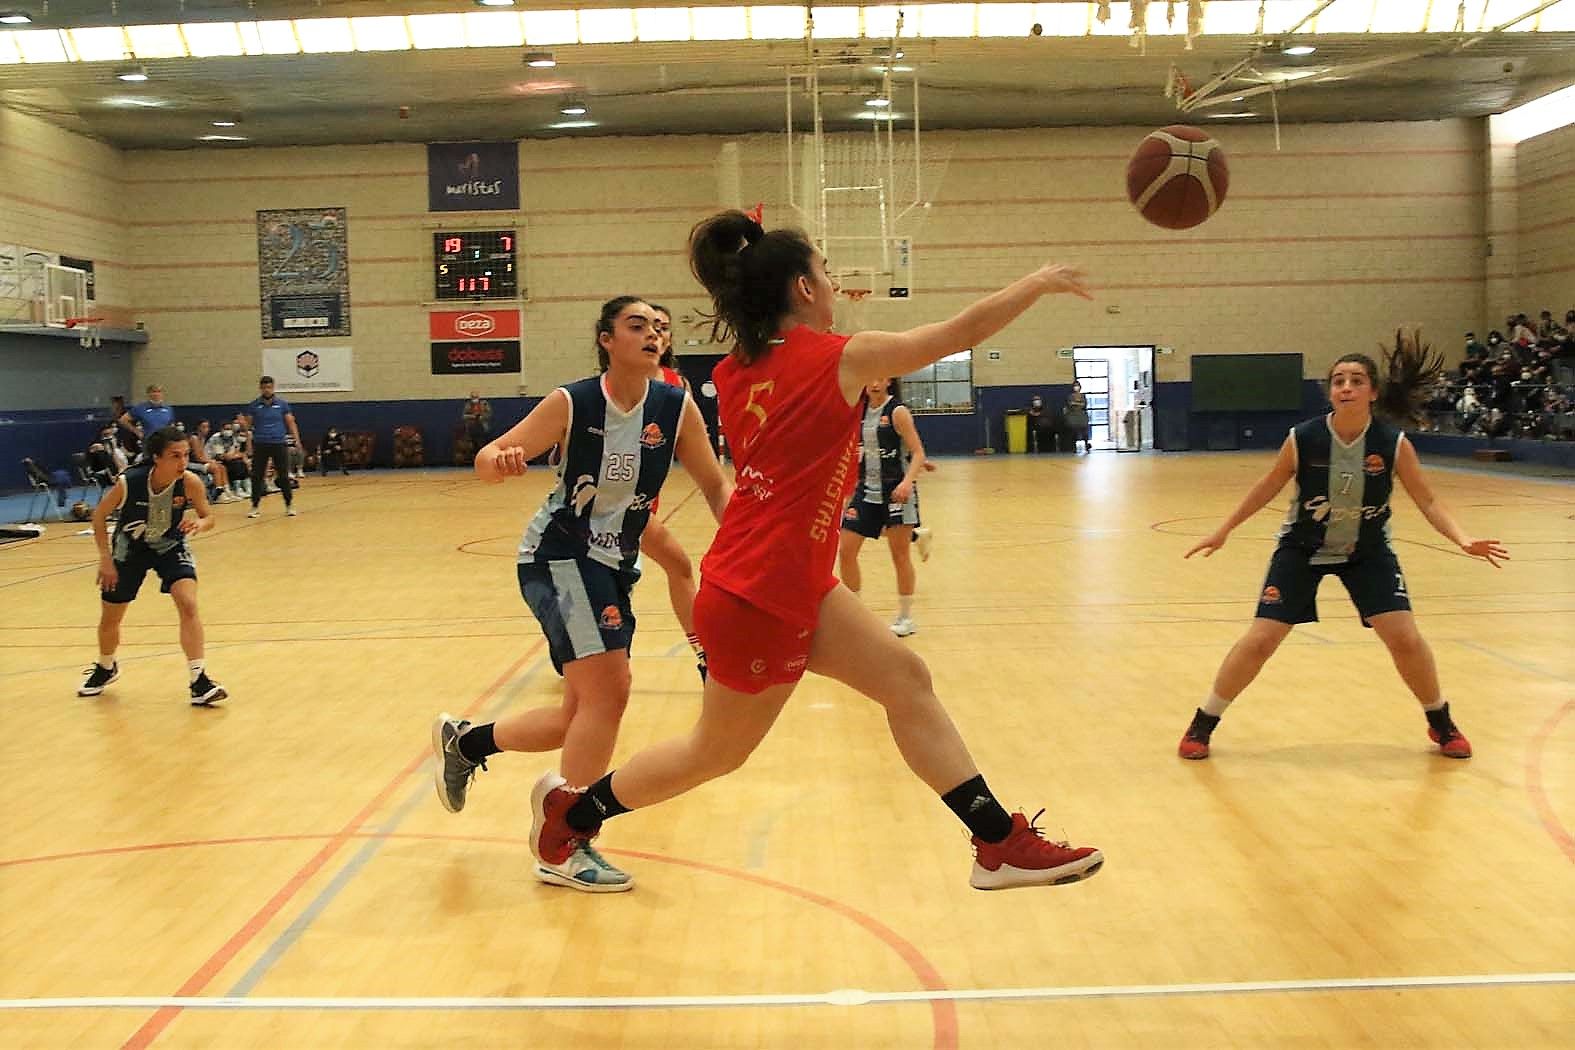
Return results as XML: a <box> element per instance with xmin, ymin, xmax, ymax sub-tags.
<box><xmin>261</xmin><ymin>345</ymin><xmax>354</xmax><ymax>393</ymax></box>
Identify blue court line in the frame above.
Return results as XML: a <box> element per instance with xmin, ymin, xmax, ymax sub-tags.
<box><xmin>1456</xmin><ymin>640</ymin><xmax>1575</xmax><ymax>685</ymax></box>
<box><xmin>225</xmin><ymin>659</ymin><xmax>546</xmax><ymax>996</ymax></box>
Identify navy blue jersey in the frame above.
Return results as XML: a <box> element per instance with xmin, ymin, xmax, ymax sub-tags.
<box><xmin>112</xmin><ymin>464</ymin><xmax>194</xmax><ymax>558</ymax></box>
<box><xmin>519</xmin><ymin>376</ymin><xmax>686</xmax><ymax>573</ymax></box>
<box><xmin>1277</xmin><ymin>414</ymin><xmax>1403</xmax><ymax>564</ymax></box>
<box><xmin>857</xmin><ymin>395</ymin><xmax>909</xmax><ymax>502</ymax></box>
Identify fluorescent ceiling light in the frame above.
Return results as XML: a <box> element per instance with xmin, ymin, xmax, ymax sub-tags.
<box><xmin>634</xmin><ymin>8</ymin><xmax>691</xmax><ymax>41</ymax></box>
<box><xmin>578</xmin><ymin>8</ymin><xmax>635</xmax><ymax>44</ymax></box>
<box><xmin>560</xmin><ymin>97</ymin><xmax>587</xmax><ymax>114</ymax></box>
<box><xmin>476</xmin><ymin>0</ymin><xmax>515</xmax><ymax>6</ymax></box>
<box><xmin>408</xmin><ymin>14</ymin><xmax>466</xmax><ymax>49</ymax></box>
<box><xmin>16</xmin><ymin>29</ymin><xmax>69</xmax><ymax>62</ymax></box>
<box><xmin>692</xmin><ymin>6</ymin><xmax>747</xmax><ymax>40</ymax></box>
<box><xmin>198</xmin><ymin>134</ymin><xmax>248</xmax><ymax>141</ymax></box>
<box><xmin>255</xmin><ymin>21</ymin><xmax>301</xmax><ymax>55</ymax></box>
<box><xmin>862</xmin><ymin>5</ymin><xmax>900</xmax><ymax>37</ymax></box>
<box><xmin>549</xmin><ymin>119</ymin><xmax>597</xmax><ymax>129</ymax></box>
<box><xmin>351</xmin><ymin>17</ymin><xmax>410</xmax><ymax>51</ymax></box>
<box><xmin>103</xmin><ymin>96</ymin><xmax>164</xmax><ymax>107</ymax></box>
<box><xmin>295</xmin><ymin>18</ymin><xmax>355</xmax><ymax>53</ymax></box>
<box><xmin>523</xmin><ymin>49</ymin><xmax>556</xmax><ymax>66</ymax></box>
<box><xmin>810</xmin><ymin>6</ymin><xmax>860</xmax><ymax>38</ymax></box>
<box><xmin>115</xmin><ymin>61</ymin><xmax>148</xmax><ymax>81</ymax></box>
<box><xmin>125</xmin><ymin>24</ymin><xmax>184</xmax><ymax>58</ymax></box>
<box><xmin>865</xmin><ymin>95</ymin><xmax>891</xmax><ymax>107</ymax></box>
<box><xmin>182</xmin><ymin>22</ymin><xmax>244</xmax><ymax>57</ymax></box>
<box><xmin>1206</xmin><ymin>111</ymin><xmax>1255</xmax><ymax>118</ymax></box>
<box><xmin>464</xmin><ymin>11</ymin><xmax>524</xmax><ymax>47</ymax></box>
<box><xmin>853</xmin><ymin>109</ymin><xmax>899</xmax><ymax>120</ymax></box>
<box><xmin>523</xmin><ymin>9</ymin><xmax>577</xmax><ymax>44</ymax></box>
<box><xmin>1282</xmin><ymin>44</ymin><xmax>1317</xmax><ymax>56</ymax></box>
<box><xmin>211</xmin><ymin>119</ymin><xmax>237</xmax><ymax>126</ymax></box>
<box><xmin>749</xmin><ymin>6</ymin><xmax>803</xmax><ymax>39</ymax></box>
<box><xmin>918</xmin><ymin>4</ymin><xmax>976</xmax><ymax>38</ymax></box>
<box><xmin>0</xmin><ymin>12</ymin><xmax>33</xmax><ymax>25</ymax></box>
<box><xmin>67</xmin><ymin>27</ymin><xmax>128</xmax><ymax>61</ymax></box>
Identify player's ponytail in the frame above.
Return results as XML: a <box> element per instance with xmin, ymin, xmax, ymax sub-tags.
<box><xmin>1329</xmin><ymin>329</ymin><xmax>1443</xmax><ymax>426</ymax></box>
<box><xmin>689</xmin><ymin>210</ymin><xmax>815</xmax><ymax>364</ymax></box>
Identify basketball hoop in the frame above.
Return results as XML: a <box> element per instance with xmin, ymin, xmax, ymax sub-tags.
<box><xmin>840</xmin><ymin>289</ymin><xmax>872</xmax><ymax>304</ymax></box>
<box><xmin>65</xmin><ymin>316</ymin><xmax>104</xmax><ymax>348</ymax></box>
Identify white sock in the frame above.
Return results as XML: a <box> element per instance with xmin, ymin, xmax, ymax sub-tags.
<box><xmin>1201</xmin><ymin>692</ymin><xmax>1233</xmax><ymax>717</ymax></box>
<box><xmin>99</xmin><ymin>653</ymin><xmax>116</xmax><ymax>669</ymax></box>
<box><xmin>1422</xmin><ymin>697</ymin><xmax>1447</xmax><ymax>712</ymax></box>
<box><xmin>189</xmin><ymin>660</ymin><xmax>205</xmax><ymax>683</ymax></box>
<box><xmin>898</xmin><ymin>594</ymin><xmax>914</xmax><ymax>619</ymax></box>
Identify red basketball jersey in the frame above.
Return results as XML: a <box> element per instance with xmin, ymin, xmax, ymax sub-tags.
<box><xmin>660</xmin><ymin>365</ymin><xmax>682</xmax><ymax>388</ymax></box>
<box><xmin>701</xmin><ymin>325</ymin><xmax>860</xmax><ymax>627</ymax></box>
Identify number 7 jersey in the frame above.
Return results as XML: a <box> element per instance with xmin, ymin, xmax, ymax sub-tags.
<box><xmin>519</xmin><ymin>375</ymin><xmax>687</xmax><ymax>574</ymax></box>
<box><xmin>1278</xmin><ymin>414</ymin><xmax>1402</xmax><ymax>565</ymax></box>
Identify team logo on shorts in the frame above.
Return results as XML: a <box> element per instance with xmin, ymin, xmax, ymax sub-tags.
<box><xmin>783</xmin><ymin>655</ymin><xmax>808</xmax><ymax>674</ymax></box>
<box><xmin>639</xmin><ymin>423</ymin><xmax>666</xmax><ymax>449</ymax></box>
<box><xmin>844</xmin><ymin>506</ymin><xmax>858</xmax><ymax>520</ymax></box>
<box><xmin>1260</xmin><ymin>585</ymin><xmax>1282</xmax><ymax>604</ymax></box>
<box><xmin>1362</xmin><ymin>453</ymin><xmax>1385</xmax><ymax>476</ymax></box>
<box><xmin>749</xmin><ymin>658</ymin><xmax>767</xmax><ymax>675</ymax></box>
<box><xmin>172</xmin><ymin>495</ymin><xmax>186</xmax><ymax>508</ymax></box>
<box><xmin>599</xmin><ymin>605</ymin><xmax>623</xmax><ymax>630</ymax></box>
<box><xmin>879</xmin><ymin>415</ymin><xmax>890</xmax><ymax>426</ymax></box>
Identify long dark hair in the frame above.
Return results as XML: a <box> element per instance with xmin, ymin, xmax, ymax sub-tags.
<box><xmin>1330</xmin><ymin>329</ymin><xmax>1445</xmax><ymax>425</ymax></box>
<box><xmin>689</xmin><ymin>210</ymin><xmax>816</xmax><ymax>364</ymax></box>
<box><xmin>593</xmin><ymin>294</ymin><xmax>648</xmax><ymax>373</ymax></box>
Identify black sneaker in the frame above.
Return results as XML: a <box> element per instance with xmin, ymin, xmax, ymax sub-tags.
<box><xmin>78</xmin><ymin>662</ymin><xmax>119</xmax><ymax>697</ymax></box>
<box><xmin>190</xmin><ymin>672</ymin><xmax>228</xmax><ymax>706</ymax></box>
<box><xmin>431</xmin><ymin>713</ymin><xmax>485</xmax><ymax>813</ymax></box>
<box><xmin>1178</xmin><ymin>708</ymin><xmax>1220</xmax><ymax>760</ymax></box>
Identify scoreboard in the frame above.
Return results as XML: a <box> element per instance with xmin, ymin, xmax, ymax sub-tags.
<box><xmin>434</xmin><ymin>230</ymin><xmax>517</xmax><ymax>300</ymax></box>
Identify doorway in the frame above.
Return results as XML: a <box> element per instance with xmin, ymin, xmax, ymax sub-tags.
<box><xmin>1073</xmin><ymin>345</ymin><xmax>1156</xmax><ymax>451</ymax></box>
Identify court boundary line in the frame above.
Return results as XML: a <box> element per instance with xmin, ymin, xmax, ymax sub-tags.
<box><xmin>6</xmin><ymin>970</ymin><xmax>1572</xmax><ymax>1012</ymax></box>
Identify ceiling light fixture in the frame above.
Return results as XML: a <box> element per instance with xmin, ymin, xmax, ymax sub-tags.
<box><xmin>1206</xmin><ymin>111</ymin><xmax>1255</xmax><ymax>119</ymax></box>
<box><xmin>559</xmin><ymin>97</ymin><xmax>588</xmax><ymax>116</ymax></box>
<box><xmin>0</xmin><ymin>11</ymin><xmax>32</xmax><ymax>25</ymax></box>
<box><xmin>549</xmin><ymin>120</ymin><xmax>597</xmax><ymax>129</ymax></box>
<box><xmin>211</xmin><ymin>118</ymin><xmax>239</xmax><ymax>127</ymax></box>
<box><xmin>114</xmin><ymin>62</ymin><xmax>149</xmax><ymax>82</ymax></box>
<box><xmin>475</xmin><ymin>0</ymin><xmax>516</xmax><ymax>7</ymax></box>
<box><xmin>524</xmin><ymin>50</ymin><xmax>556</xmax><ymax>68</ymax></box>
<box><xmin>865</xmin><ymin>94</ymin><xmax>891</xmax><ymax>108</ymax></box>
<box><xmin>198</xmin><ymin>134</ymin><xmax>248</xmax><ymax>141</ymax></box>
<box><xmin>1283</xmin><ymin>44</ymin><xmax>1316</xmax><ymax>56</ymax></box>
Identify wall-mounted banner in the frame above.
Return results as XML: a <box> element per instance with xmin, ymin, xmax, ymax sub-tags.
<box><xmin>258</xmin><ymin>208</ymin><xmax>350</xmax><ymax>339</ymax></box>
<box><xmin>431</xmin><ymin>340</ymin><xmax>520</xmax><ymax>375</ymax></box>
<box><xmin>429</xmin><ymin>309</ymin><xmax>521</xmax><ymax>341</ymax></box>
<box><xmin>262</xmin><ymin>344</ymin><xmax>354</xmax><ymax>393</ymax></box>
<box><xmin>428</xmin><ymin>142</ymin><xmax>519</xmax><ymax>212</ymax></box>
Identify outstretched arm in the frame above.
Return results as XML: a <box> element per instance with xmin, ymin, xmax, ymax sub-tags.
<box><xmin>1186</xmin><ymin>434</ymin><xmax>1298</xmax><ymax>559</ymax></box>
<box><xmin>837</xmin><ymin>264</ymin><xmax>1091</xmax><ymax>402</ymax></box>
<box><xmin>1393</xmin><ymin>436</ymin><xmax>1509</xmax><ymax>567</ymax></box>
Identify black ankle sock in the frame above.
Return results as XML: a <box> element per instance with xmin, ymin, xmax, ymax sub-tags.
<box><xmin>941</xmin><ymin>775</ymin><xmax>1014</xmax><ymax>844</ymax></box>
<box><xmin>1187</xmin><ymin>708</ymin><xmax>1221</xmax><ymax>739</ymax></box>
<box><xmin>457</xmin><ymin>723</ymin><xmax>501</xmax><ymax>764</ymax></box>
<box><xmin>567</xmin><ymin>773</ymin><xmax>629</xmax><ymax>833</ymax></box>
<box><xmin>1424</xmin><ymin>703</ymin><xmax>1455</xmax><ymax>735</ymax></box>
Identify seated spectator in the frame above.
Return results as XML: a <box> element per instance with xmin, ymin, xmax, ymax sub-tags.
<box><xmin>1456</xmin><ymin>385</ymin><xmax>1484</xmax><ymax>433</ymax></box>
<box><xmin>318</xmin><ymin>426</ymin><xmax>349</xmax><ymax>476</ymax></box>
<box><xmin>84</xmin><ymin>441</ymin><xmax>118</xmax><ymax>488</ymax></box>
<box><xmin>1536</xmin><ymin>310</ymin><xmax>1564</xmax><ymax>341</ymax></box>
<box><xmin>207</xmin><ymin>420</ymin><xmax>250</xmax><ymax>498</ymax></box>
<box><xmin>187</xmin><ymin>420</ymin><xmax>233</xmax><ymax>502</ymax></box>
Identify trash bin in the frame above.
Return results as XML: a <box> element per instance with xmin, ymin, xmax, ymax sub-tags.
<box><xmin>1005</xmin><ymin>410</ymin><xmax>1028</xmax><ymax>454</ymax></box>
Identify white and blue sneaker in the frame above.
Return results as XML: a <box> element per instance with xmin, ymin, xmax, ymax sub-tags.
<box><xmin>534</xmin><ymin>840</ymin><xmax>634</xmax><ymax>893</ymax></box>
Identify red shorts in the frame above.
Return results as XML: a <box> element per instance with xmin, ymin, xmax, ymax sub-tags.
<box><xmin>693</xmin><ymin>582</ymin><xmax>816</xmax><ymax>694</ymax></box>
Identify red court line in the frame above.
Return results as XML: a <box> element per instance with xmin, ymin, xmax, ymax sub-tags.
<box><xmin>1526</xmin><ymin>700</ymin><xmax>1575</xmax><ymax>868</ymax></box>
<box><xmin>117</xmin><ymin>644</ymin><xmax>543</xmax><ymax>1050</ymax></box>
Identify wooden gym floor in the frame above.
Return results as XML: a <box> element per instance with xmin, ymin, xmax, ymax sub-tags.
<box><xmin>1</xmin><ymin>453</ymin><xmax>1571</xmax><ymax>1049</ymax></box>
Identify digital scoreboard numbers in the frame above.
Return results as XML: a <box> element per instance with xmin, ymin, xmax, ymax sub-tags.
<box><xmin>434</xmin><ymin>231</ymin><xmax>517</xmax><ymax>301</ymax></box>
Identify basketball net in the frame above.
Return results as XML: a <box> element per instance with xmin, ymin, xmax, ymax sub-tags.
<box><xmin>835</xmin><ymin>288</ymin><xmax>874</xmax><ymax>334</ymax></box>
<box><xmin>65</xmin><ymin>316</ymin><xmax>103</xmax><ymax>348</ymax></box>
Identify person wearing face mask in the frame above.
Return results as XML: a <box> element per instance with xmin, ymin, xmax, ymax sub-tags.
<box><xmin>206</xmin><ymin>421</ymin><xmax>250</xmax><ymax>498</ymax></box>
<box><xmin>319</xmin><ymin>426</ymin><xmax>349</xmax><ymax>476</ymax></box>
<box><xmin>1026</xmin><ymin>393</ymin><xmax>1046</xmax><ymax>453</ymax></box>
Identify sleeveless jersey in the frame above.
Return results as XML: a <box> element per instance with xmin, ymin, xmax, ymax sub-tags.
<box><xmin>857</xmin><ymin>394</ymin><xmax>908</xmax><ymax>502</ymax></box>
<box><xmin>519</xmin><ymin>376</ymin><xmax>686</xmax><ymax>574</ymax></box>
<box><xmin>112</xmin><ymin>464</ymin><xmax>192</xmax><ymax>559</ymax></box>
<box><xmin>659</xmin><ymin>365</ymin><xmax>683</xmax><ymax>389</ymax></box>
<box><xmin>701</xmin><ymin>325</ymin><xmax>861</xmax><ymax>627</ymax></box>
<box><xmin>1278</xmin><ymin>414</ymin><xmax>1402</xmax><ymax>564</ymax></box>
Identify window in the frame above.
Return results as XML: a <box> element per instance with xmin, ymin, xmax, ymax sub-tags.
<box><xmin>901</xmin><ymin>349</ymin><xmax>973</xmax><ymax>411</ymax></box>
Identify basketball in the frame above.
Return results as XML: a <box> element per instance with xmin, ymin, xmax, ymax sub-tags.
<box><xmin>70</xmin><ymin>500</ymin><xmax>90</xmax><ymax>521</ymax></box>
<box><xmin>1126</xmin><ymin>125</ymin><xmax>1230</xmax><ymax>230</ymax></box>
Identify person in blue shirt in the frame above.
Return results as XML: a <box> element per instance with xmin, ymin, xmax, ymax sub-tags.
<box><xmin>119</xmin><ymin>384</ymin><xmax>175</xmax><ymax>462</ymax></box>
<box><xmin>244</xmin><ymin>375</ymin><xmax>304</xmax><ymax>518</ymax></box>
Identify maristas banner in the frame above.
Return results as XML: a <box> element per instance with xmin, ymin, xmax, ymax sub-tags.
<box><xmin>427</xmin><ymin>142</ymin><xmax>519</xmax><ymax>212</ymax></box>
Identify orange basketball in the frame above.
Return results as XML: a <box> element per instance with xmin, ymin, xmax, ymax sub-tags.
<box><xmin>1127</xmin><ymin>125</ymin><xmax>1229</xmax><ymax>230</ymax></box>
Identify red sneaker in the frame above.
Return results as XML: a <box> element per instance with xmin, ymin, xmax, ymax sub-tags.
<box><xmin>1428</xmin><ymin>725</ymin><xmax>1472</xmax><ymax>759</ymax></box>
<box><xmin>530</xmin><ymin>772</ymin><xmax>586</xmax><ymax>866</ymax></box>
<box><xmin>1178</xmin><ymin>733</ymin><xmax>1211</xmax><ymax>760</ymax></box>
<box><xmin>969</xmin><ymin>810</ymin><xmax>1103</xmax><ymax>890</ymax></box>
